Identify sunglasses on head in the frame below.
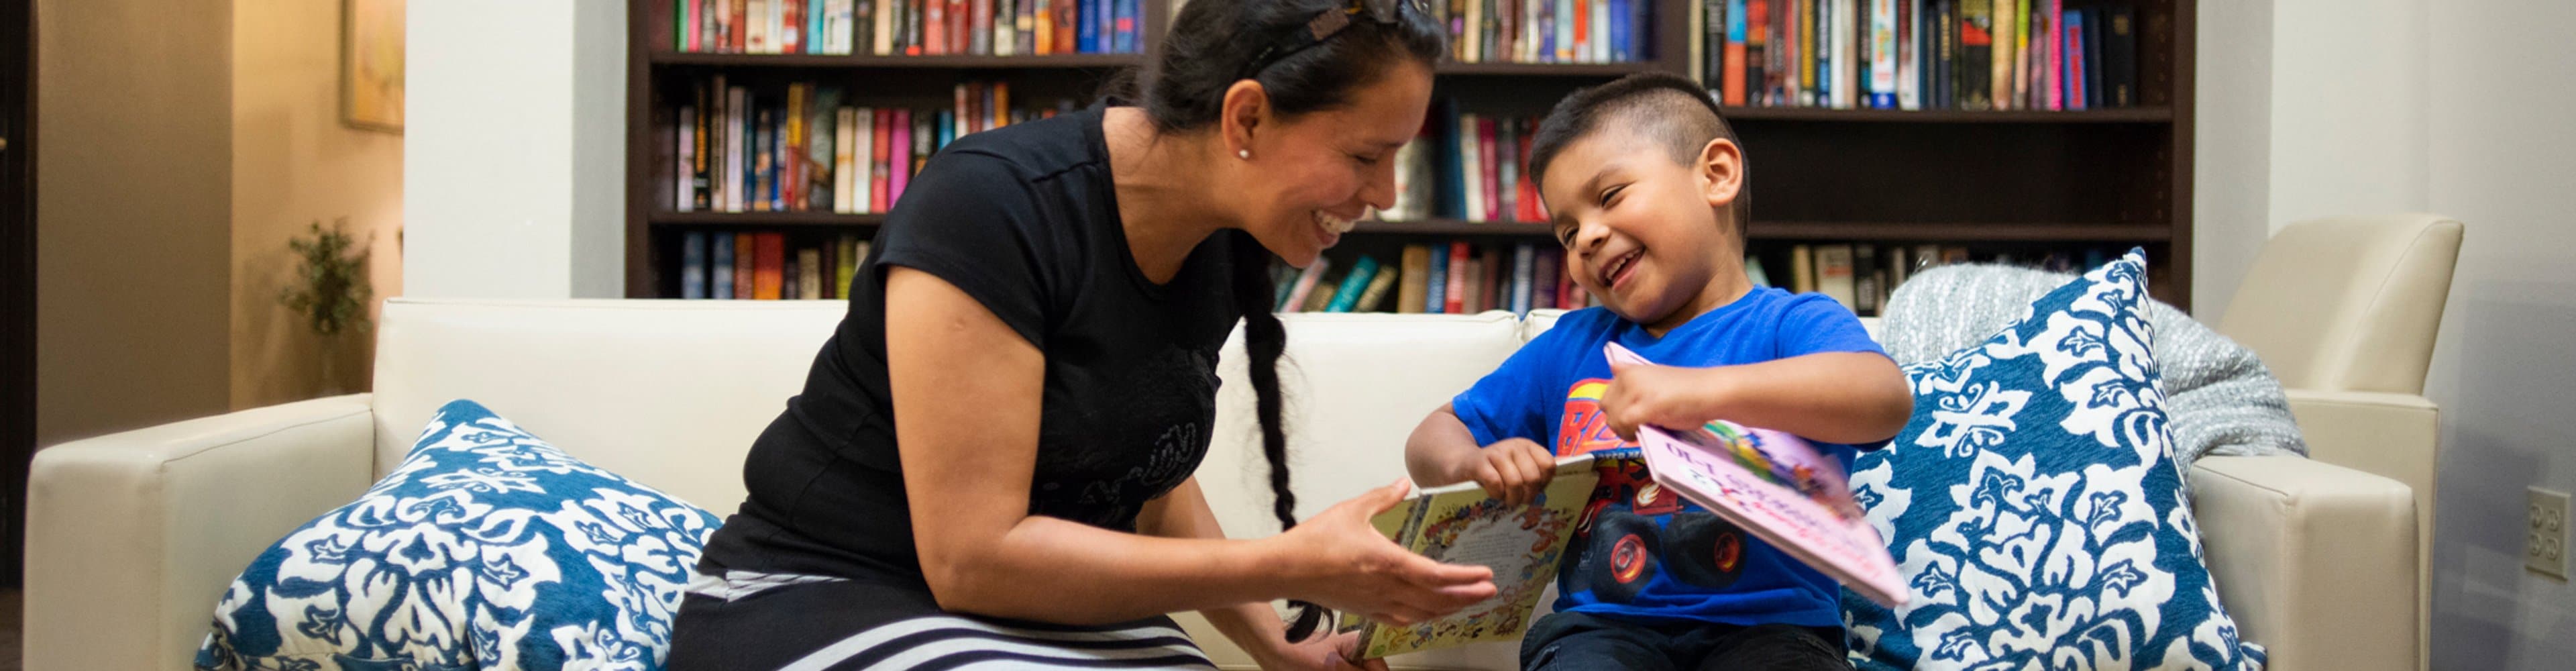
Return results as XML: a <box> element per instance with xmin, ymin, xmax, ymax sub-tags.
<box><xmin>1238</xmin><ymin>0</ymin><xmax>1426</xmax><ymax>82</ymax></box>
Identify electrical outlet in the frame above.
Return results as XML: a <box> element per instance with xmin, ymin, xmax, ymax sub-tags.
<box><xmin>2531</xmin><ymin>487</ymin><xmax>2570</xmax><ymax>580</ymax></box>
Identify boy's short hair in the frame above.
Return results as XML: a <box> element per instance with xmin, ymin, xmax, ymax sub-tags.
<box><xmin>1525</xmin><ymin>72</ymin><xmax>1748</xmax><ymax>238</ymax></box>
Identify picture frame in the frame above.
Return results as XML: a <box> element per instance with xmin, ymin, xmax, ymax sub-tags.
<box><xmin>341</xmin><ymin>0</ymin><xmax>405</xmax><ymax>134</ymax></box>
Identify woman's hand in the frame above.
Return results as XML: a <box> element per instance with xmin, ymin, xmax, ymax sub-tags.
<box><xmin>1253</xmin><ymin>629</ymin><xmax>1389</xmax><ymax>671</ymax></box>
<box><xmin>1467</xmin><ymin>437</ymin><xmax>1559</xmax><ymax>507</ymax></box>
<box><xmin>1272</xmin><ymin>478</ymin><xmax>1497</xmax><ymax>627</ymax></box>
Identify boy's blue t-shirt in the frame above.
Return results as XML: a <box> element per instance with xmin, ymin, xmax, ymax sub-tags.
<box><xmin>1450</xmin><ymin>287</ymin><xmax>1886</xmax><ymax>627</ymax></box>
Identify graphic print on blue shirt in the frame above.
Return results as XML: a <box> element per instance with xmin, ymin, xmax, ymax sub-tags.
<box><xmin>1450</xmin><ymin>288</ymin><xmax>1886</xmax><ymax>627</ymax></box>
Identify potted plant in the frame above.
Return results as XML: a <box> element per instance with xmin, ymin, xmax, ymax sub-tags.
<box><xmin>279</xmin><ymin>219</ymin><xmax>372</xmax><ymax>394</ymax></box>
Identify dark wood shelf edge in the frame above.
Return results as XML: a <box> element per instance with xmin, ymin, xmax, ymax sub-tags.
<box><xmin>1721</xmin><ymin>106</ymin><xmax>2174</xmax><ymax>123</ymax></box>
<box><xmin>1434</xmin><ymin>61</ymin><xmax>1664</xmax><ymax>76</ymax></box>
<box><xmin>648</xmin><ymin>52</ymin><xmax>1146</xmax><ymax>68</ymax></box>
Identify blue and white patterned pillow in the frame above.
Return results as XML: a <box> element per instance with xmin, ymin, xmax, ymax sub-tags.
<box><xmin>1841</xmin><ymin>250</ymin><xmax>2265</xmax><ymax>670</ymax></box>
<box><xmin>197</xmin><ymin>399</ymin><xmax>722</xmax><ymax>671</ymax></box>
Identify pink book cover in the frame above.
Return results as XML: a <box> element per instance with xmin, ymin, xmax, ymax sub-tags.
<box><xmin>1605</xmin><ymin>342</ymin><xmax>1907</xmax><ymax>607</ymax></box>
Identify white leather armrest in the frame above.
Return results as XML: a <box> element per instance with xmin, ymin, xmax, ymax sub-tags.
<box><xmin>26</xmin><ymin>395</ymin><xmax>378</xmax><ymax>671</ymax></box>
<box><xmin>2190</xmin><ymin>455</ymin><xmax>2416</xmax><ymax>671</ymax></box>
<box><xmin>2284</xmin><ymin>390</ymin><xmax>2438</xmax><ymax>513</ymax></box>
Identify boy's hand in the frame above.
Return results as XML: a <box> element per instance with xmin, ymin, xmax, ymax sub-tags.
<box><xmin>1468</xmin><ymin>438</ymin><xmax>1558</xmax><ymax>507</ymax></box>
<box><xmin>1602</xmin><ymin>360</ymin><xmax>1727</xmax><ymax>442</ymax></box>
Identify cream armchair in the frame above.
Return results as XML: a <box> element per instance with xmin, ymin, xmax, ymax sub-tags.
<box><xmin>2212</xmin><ymin>213</ymin><xmax>2465</xmax><ymax>671</ymax></box>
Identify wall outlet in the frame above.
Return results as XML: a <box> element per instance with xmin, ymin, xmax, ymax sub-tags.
<box><xmin>2532</xmin><ymin>487</ymin><xmax>2571</xmax><ymax>580</ymax></box>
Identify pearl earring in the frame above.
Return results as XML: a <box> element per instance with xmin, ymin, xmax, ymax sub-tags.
<box><xmin>1238</xmin><ymin>149</ymin><xmax>1250</xmax><ymax>160</ymax></box>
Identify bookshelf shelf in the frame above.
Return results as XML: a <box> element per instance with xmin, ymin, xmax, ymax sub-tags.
<box><xmin>651</xmin><ymin>211</ymin><xmax>885</xmax><ymax>227</ymax></box>
<box><xmin>648</xmin><ymin>52</ymin><xmax>1146</xmax><ymax>69</ymax></box>
<box><xmin>1721</xmin><ymin>106</ymin><xmax>2174</xmax><ymax>123</ymax></box>
<box><xmin>1434</xmin><ymin>62</ymin><xmax>1664</xmax><ymax>77</ymax></box>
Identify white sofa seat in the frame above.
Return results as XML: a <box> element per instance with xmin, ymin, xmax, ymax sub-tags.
<box><xmin>27</xmin><ymin>301</ymin><xmax>2420</xmax><ymax>671</ymax></box>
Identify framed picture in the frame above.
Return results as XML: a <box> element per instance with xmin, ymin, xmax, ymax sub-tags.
<box><xmin>341</xmin><ymin>0</ymin><xmax>405</xmax><ymax>133</ymax></box>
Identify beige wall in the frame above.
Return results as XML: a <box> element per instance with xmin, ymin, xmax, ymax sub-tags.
<box><xmin>34</xmin><ymin>0</ymin><xmax>233</xmax><ymax>448</ymax></box>
<box><xmin>231</xmin><ymin>0</ymin><xmax>404</xmax><ymax>409</ymax></box>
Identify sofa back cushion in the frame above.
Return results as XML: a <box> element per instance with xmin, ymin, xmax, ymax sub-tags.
<box><xmin>372</xmin><ymin>299</ymin><xmax>845</xmax><ymax>515</ymax></box>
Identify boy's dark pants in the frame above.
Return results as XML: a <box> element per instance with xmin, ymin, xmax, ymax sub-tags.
<box><xmin>1519</xmin><ymin>611</ymin><xmax>1849</xmax><ymax>670</ymax></box>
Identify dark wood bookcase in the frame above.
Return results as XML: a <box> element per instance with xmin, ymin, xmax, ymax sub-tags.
<box><xmin>627</xmin><ymin>0</ymin><xmax>2194</xmax><ymax>308</ymax></box>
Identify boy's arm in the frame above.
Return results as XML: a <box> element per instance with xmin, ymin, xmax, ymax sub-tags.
<box><xmin>1406</xmin><ymin>405</ymin><xmax>1558</xmax><ymax>506</ymax></box>
<box><xmin>1603</xmin><ymin>352</ymin><xmax>1913</xmax><ymax>446</ymax></box>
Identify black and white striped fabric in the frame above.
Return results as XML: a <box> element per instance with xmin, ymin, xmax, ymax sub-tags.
<box><xmin>667</xmin><ymin>568</ymin><xmax>1216</xmax><ymax>671</ymax></box>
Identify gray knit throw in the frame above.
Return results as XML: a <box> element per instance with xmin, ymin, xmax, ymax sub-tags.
<box><xmin>1880</xmin><ymin>264</ymin><xmax>2308</xmax><ymax>471</ymax></box>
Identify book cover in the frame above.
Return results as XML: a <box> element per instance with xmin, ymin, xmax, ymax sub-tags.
<box><xmin>1396</xmin><ymin>244</ymin><xmax>1432</xmax><ymax>313</ymax></box>
<box><xmin>1987</xmin><ymin>0</ymin><xmax>2012</xmax><ymax>109</ymax></box>
<box><xmin>1114</xmin><ymin>0</ymin><xmax>1137</xmax><ymax>52</ymax></box>
<box><xmin>871</xmin><ymin>109</ymin><xmax>892</xmax><ymax>211</ymax></box>
<box><xmin>1603</xmin><ymin>342</ymin><xmax>1904</xmax><ymax>607</ymax></box>
<box><xmin>1425</xmin><ymin>244</ymin><xmax>1451</xmax><ymax>313</ymax></box>
<box><xmin>1895</xmin><ymin>0</ymin><xmax>1916</xmax><ymax>109</ymax></box>
<box><xmin>1723</xmin><ymin>0</ymin><xmax>1748</xmax><ymax>105</ymax></box>
<box><xmin>1868</xmin><ymin>0</ymin><xmax>1895</xmax><ymax>109</ymax></box>
<box><xmin>1477</xmin><ymin>117</ymin><xmax>1499</xmax><ymax>222</ymax></box>
<box><xmin>785</xmin><ymin>85</ymin><xmax>807</xmax><ymax>209</ymax></box>
<box><xmin>838</xmin><ymin>107</ymin><xmax>861</xmax><ymax>213</ymax></box>
<box><xmin>784</xmin><ymin>0</ymin><xmax>805</xmax><ymax>53</ymax></box>
<box><xmin>1324</xmin><ymin>256</ymin><xmax>1381</xmax><ymax>313</ymax></box>
<box><xmin>713</xmin><ymin>234</ymin><xmax>737</xmax><ymax>299</ymax></box>
<box><xmin>1007</xmin><ymin>0</ymin><xmax>1030</xmax><ymax>55</ymax></box>
<box><xmin>1354</xmin><ymin>262</ymin><xmax>1401</xmax><ymax>313</ymax></box>
<box><xmin>1458</xmin><ymin>113</ymin><xmax>1485</xmax><ymax>222</ymax></box>
<box><xmin>1350</xmin><ymin>454</ymin><xmax>1601</xmax><ymax>659</ymax></box>
<box><xmin>1032</xmin><ymin>0</ymin><xmax>1053</xmax><ymax>54</ymax></box>
<box><xmin>682</xmin><ymin>231</ymin><xmax>709</xmax><ymax>299</ymax></box>
<box><xmin>749</xmin><ymin>0</ymin><xmax>771</xmax><ymax>52</ymax></box>
<box><xmin>754</xmin><ymin>234</ymin><xmax>787</xmax><ymax>300</ymax></box>
<box><xmin>1076</xmin><ymin>0</ymin><xmax>1097</xmax><ymax>52</ymax></box>
<box><xmin>874</xmin><ymin>0</ymin><xmax>896</xmax><ymax>52</ymax></box>
<box><xmin>926</xmin><ymin>0</ymin><xmax>947</xmax><ymax>53</ymax></box>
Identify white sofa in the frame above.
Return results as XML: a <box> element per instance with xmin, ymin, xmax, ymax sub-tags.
<box><xmin>28</xmin><ymin>301</ymin><xmax>2422</xmax><ymax>670</ymax></box>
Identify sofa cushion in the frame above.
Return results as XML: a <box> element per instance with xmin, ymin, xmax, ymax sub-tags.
<box><xmin>196</xmin><ymin>399</ymin><xmax>722</xmax><ymax>671</ymax></box>
<box><xmin>1841</xmin><ymin>251</ymin><xmax>2266</xmax><ymax>670</ymax></box>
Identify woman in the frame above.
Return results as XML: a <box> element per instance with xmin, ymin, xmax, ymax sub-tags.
<box><xmin>665</xmin><ymin>1</ymin><xmax>1488</xmax><ymax>669</ymax></box>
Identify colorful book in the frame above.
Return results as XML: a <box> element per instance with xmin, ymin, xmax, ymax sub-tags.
<box><xmin>1397</xmin><ymin>244</ymin><xmax>1432</xmax><ymax>313</ymax></box>
<box><xmin>1426</xmin><ymin>243</ymin><xmax>1451</xmax><ymax>313</ymax></box>
<box><xmin>798</xmin><ymin>247</ymin><xmax>825</xmax><ymax>299</ymax></box>
<box><xmin>735</xmin><ymin>233</ymin><xmax>757</xmax><ymax>299</ymax></box>
<box><xmin>1324</xmin><ymin>256</ymin><xmax>1381</xmax><ymax>313</ymax></box>
<box><xmin>1281</xmin><ymin>257</ymin><xmax>1333</xmax><ymax>313</ymax></box>
<box><xmin>888</xmin><ymin>109</ymin><xmax>912</xmax><ymax>205</ymax></box>
<box><xmin>1444</xmin><ymin>242</ymin><xmax>1471</xmax><ymax>313</ymax></box>
<box><xmin>1354</xmin><ymin>262</ymin><xmax>1401</xmax><ymax>313</ymax></box>
<box><xmin>1349</xmin><ymin>454</ymin><xmax>1601</xmax><ymax>659</ymax></box>
<box><xmin>808</xmin><ymin>87</ymin><xmax>841</xmax><ymax>212</ymax></box>
<box><xmin>1607</xmin><ymin>342</ymin><xmax>1904</xmax><ymax>609</ymax></box>
<box><xmin>755</xmin><ymin>233</ymin><xmax>787</xmax><ymax>299</ymax></box>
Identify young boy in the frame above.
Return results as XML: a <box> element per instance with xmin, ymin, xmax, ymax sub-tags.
<box><xmin>1403</xmin><ymin>73</ymin><xmax>1913</xmax><ymax>670</ymax></box>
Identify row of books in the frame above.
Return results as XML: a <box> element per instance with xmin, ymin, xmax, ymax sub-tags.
<box><xmin>670</xmin><ymin>0</ymin><xmax>1143</xmax><ymax>56</ymax></box>
<box><xmin>1698</xmin><ymin>0</ymin><xmax>2136</xmax><ymax>111</ymax></box>
<box><xmin>1440</xmin><ymin>0</ymin><xmax>1656</xmax><ymax>64</ymax></box>
<box><xmin>672</xmin><ymin>78</ymin><xmax>1072</xmax><ymax>214</ymax></box>
<box><xmin>1276</xmin><ymin>242</ymin><xmax>1599</xmax><ymax>315</ymax></box>
<box><xmin>677</xmin><ymin>231</ymin><xmax>873</xmax><ymax>300</ymax></box>
<box><xmin>1384</xmin><ymin>107</ymin><xmax>1545</xmax><ymax>223</ymax></box>
<box><xmin>1756</xmin><ymin>242</ymin><xmax>2127</xmax><ymax>315</ymax></box>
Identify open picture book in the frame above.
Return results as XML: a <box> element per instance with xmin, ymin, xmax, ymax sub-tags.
<box><xmin>1345</xmin><ymin>454</ymin><xmax>1600</xmax><ymax>660</ymax></box>
<box><xmin>1605</xmin><ymin>342</ymin><xmax>1908</xmax><ymax>609</ymax></box>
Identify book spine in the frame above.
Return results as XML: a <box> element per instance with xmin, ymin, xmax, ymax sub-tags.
<box><xmin>1326</xmin><ymin>256</ymin><xmax>1379</xmax><ymax>313</ymax></box>
<box><xmin>712</xmin><ymin>234</ymin><xmax>737</xmax><ymax>299</ymax></box>
<box><xmin>1444</xmin><ymin>242</ymin><xmax>1470</xmax><ymax>313</ymax></box>
<box><xmin>2102</xmin><ymin>4</ymin><xmax>2133</xmax><ymax>107</ymax></box>
<box><xmin>970</xmin><ymin>0</ymin><xmax>992</xmax><ymax>54</ymax></box>
<box><xmin>1723</xmin><ymin>0</ymin><xmax>1748</xmax><ymax>105</ymax></box>
<box><xmin>888</xmin><ymin>109</ymin><xmax>912</xmax><ymax>205</ymax></box>
<box><xmin>786</xmin><ymin>0</ymin><xmax>806</xmax><ymax>52</ymax></box>
<box><xmin>810</xmin><ymin>88</ymin><xmax>839</xmax><ymax>212</ymax></box>
<box><xmin>1116</xmin><ymin>0</ymin><xmax>1137</xmax><ymax>52</ymax></box>
<box><xmin>1511</xmin><ymin>243</ymin><xmax>1535</xmax><ymax>313</ymax></box>
<box><xmin>1534</xmin><ymin>251</ymin><xmax>1559</xmax><ymax>309</ymax></box>
<box><xmin>676</xmin><ymin>106</ymin><xmax>697</xmax><ymax>211</ymax></box>
<box><xmin>1869</xmin><ymin>0</ymin><xmax>1895</xmax><ymax>109</ymax></box>
<box><xmin>1282</xmin><ymin>258</ymin><xmax>1332</xmax><ymax>313</ymax></box>
<box><xmin>1477</xmin><ymin>117</ymin><xmax>1499</xmax><ymax>222</ymax></box>
<box><xmin>1397</xmin><ymin>245</ymin><xmax>1432</xmax><ymax>313</ymax></box>
<box><xmin>836</xmin><ymin>107</ymin><xmax>858</xmax><ymax>213</ymax></box>
<box><xmin>1425</xmin><ymin>244</ymin><xmax>1450</xmax><ymax>313</ymax></box>
<box><xmin>682</xmin><ymin>231</ymin><xmax>708</xmax><ymax>299</ymax></box>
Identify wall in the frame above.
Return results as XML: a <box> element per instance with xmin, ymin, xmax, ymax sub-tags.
<box><xmin>2419</xmin><ymin>0</ymin><xmax>2576</xmax><ymax>666</ymax></box>
<box><xmin>2188</xmin><ymin>0</ymin><xmax>2272</xmax><ymax>318</ymax></box>
<box><xmin>33</xmin><ymin>0</ymin><xmax>233</xmax><ymax>448</ymax></box>
<box><xmin>231</xmin><ymin>0</ymin><xmax>405</xmax><ymax>409</ymax></box>
<box><xmin>2196</xmin><ymin>0</ymin><xmax>2576</xmax><ymax>666</ymax></box>
<box><xmin>403</xmin><ymin>0</ymin><xmax>627</xmax><ymax>299</ymax></box>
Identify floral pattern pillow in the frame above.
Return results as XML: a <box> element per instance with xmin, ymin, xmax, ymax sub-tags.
<box><xmin>196</xmin><ymin>399</ymin><xmax>721</xmax><ymax>671</ymax></box>
<box><xmin>1841</xmin><ymin>250</ymin><xmax>2265</xmax><ymax>670</ymax></box>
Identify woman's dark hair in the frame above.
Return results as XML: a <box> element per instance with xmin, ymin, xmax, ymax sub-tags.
<box><xmin>1129</xmin><ymin>0</ymin><xmax>1444</xmax><ymax>643</ymax></box>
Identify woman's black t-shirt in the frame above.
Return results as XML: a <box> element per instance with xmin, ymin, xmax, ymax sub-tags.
<box><xmin>697</xmin><ymin>107</ymin><xmax>1245</xmax><ymax>583</ymax></box>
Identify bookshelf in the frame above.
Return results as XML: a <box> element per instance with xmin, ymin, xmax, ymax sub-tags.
<box><xmin>626</xmin><ymin>0</ymin><xmax>2194</xmax><ymax>311</ymax></box>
